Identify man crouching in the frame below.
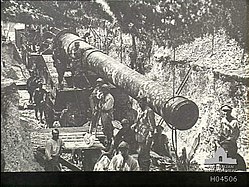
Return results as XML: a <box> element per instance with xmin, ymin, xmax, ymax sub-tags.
<box><xmin>108</xmin><ymin>141</ymin><xmax>139</xmax><ymax>171</ymax></box>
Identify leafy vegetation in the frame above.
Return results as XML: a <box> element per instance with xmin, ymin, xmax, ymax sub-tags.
<box><xmin>106</xmin><ymin>0</ymin><xmax>248</xmax><ymax>50</ymax></box>
<box><xmin>1</xmin><ymin>0</ymin><xmax>248</xmax><ymax>50</ymax></box>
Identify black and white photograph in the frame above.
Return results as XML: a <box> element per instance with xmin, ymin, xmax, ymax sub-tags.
<box><xmin>1</xmin><ymin>0</ymin><xmax>248</xmax><ymax>186</ymax></box>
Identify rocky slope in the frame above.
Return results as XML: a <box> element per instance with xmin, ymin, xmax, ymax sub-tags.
<box><xmin>1</xmin><ymin>43</ymin><xmax>44</xmax><ymax>172</ymax></box>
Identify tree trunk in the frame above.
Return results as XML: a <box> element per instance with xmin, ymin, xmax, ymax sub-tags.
<box><xmin>131</xmin><ymin>34</ymin><xmax>137</xmax><ymax>69</ymax></box>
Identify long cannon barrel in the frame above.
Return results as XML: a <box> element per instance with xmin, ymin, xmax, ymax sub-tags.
<box><xmin>53</xmin><ymin>29</ymin><xmax>199</xmax><ymax>130</ymax></box>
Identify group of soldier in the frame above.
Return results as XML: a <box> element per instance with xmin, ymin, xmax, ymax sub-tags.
<box><xmin>43</xmin><ymin>74</ymin><xmax>174</xmax><ymax>171</ymax></box>
<box><xmin>88</xmin><ymin>77</ymin><xmax>174</xmax><ymax>171</ymax></box>
<box><xmin>21</xmin><ymin>24</ymin><xmax>55</xmax><ymax>54</ymax></box>
<box><xmin>43</xmin><ymin>88</ymin><xmax>246</xmax><ymax>171</ymax></box>
<box><xmin>40</xmin><ymin>42</ymin><xmax>246</xmax><ymax>171</ymax></box>
<box><xmin>23</xmin><ymin>28</ymin><xmax>246</xmax><ymax>172</ymax></box>
<box><xmin>52</xmin><ymin>40</ymin><xmax>89</xmax><ymax>90</ymax></box>
<box><xmin>26</xmin><ymin>69</ymin><xmax>47</xmax><ymax>124</ymax></box>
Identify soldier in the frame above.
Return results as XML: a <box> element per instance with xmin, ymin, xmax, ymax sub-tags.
<box><xmin>108</xmin><ymin>141</ymin><xmax>140</xmax><ymax>171</ymax></box>
<box><xmin>132</xmin><ymin>97</ymin><xmax>156</xmax><ymax>171</ymax></box>
<box><xmin>123</xmin><ymin>100</ymin><xmax>138</xmax><ymax>126</ymax></box>
<box><xmin>89</xmin><ymin>78</ymin><xmax>105</xmax><ymax>113</ymax></box>
<box><xmin>69</xmin><ymin>41</ymin><xmax>91</xmax><ymax>89</ymax></box>
<box><xmin>137</xmin><ymin>132</ymin><xmax>153</xmax><ymax>171</ymax></box>
<box><xmin>113</xmin><ymin>118</ymin><xmax>138</xmax><ymax>155</ymax></box>
<box><xmin>129</xmin><ymin>48</ymin><xmax>137</xmax><ymax>70</ymax></box>
<box><xmin>100</xmin><ymin>84</ymin><xmax>115</xmax><ymax>148</ymax></box>
<box><xmin>218</xmin><ymin>105</ymin><xmax>240</xmax><ymax>153</ymax></box>
<box><xmin>136</xmin><ymin>51</ymin><xmax>145</xmax><ymax>75</ymax></box>
<box><xmin>82</xmin><ymin>32</ymin><xmax>91</xmax><ymax>43</ymax></box>
<box><xmin>28</xmin><ymin>24</ymin><xmax>37</xmax><ymax>52</ymax></box>
<box><xmin>89</xmin><ymin>78</ymin><xmax>104</xmax><ymax>133</ymax></box>
<box><xmin>27</xmin><ymin>70</ymin><xmax>39</xmax><ymax>103</ymax></box>
<box><xmin>43</xmin><ymin>92</ymin><xmax>55</xmax><ymax>128</ymax></box>
<box><xmin>52</xmin><ymin>40</ymin><xmax>68</xmax><ymax>89</ymax></box>
<box><xmin>177</xmin><ymin>147</ymin><xmax>189</xmax><ymax>171</ymax></box>
<box><xmin>71</xmin><ymin>41</ymin><xmax>81</xmax><ymax>61</ymax></box>
<box><xmin>132</xmin><ymin>97</ymin><xmax>156</xmax><ymax>147</ymax></box>
<box><xmin>33</xmin><ymin>82</ymin><xmax>46</xmax><ymax>123</ymax></box>
<box><xmin>45</xmin><ymin>129</ymin><xmax>65</xmax><ymax>171</ymax></box>
<box><xmin>152</xmin><ymin>125</ymin><xmax>172</xmax><ymax>159</ymax></box>
<box><xmin>59</xmin><ymin>104</ymin><xmax>69</xmax><ymax>127</ymax></box>
<box><xmin>70</xmin><ymin>41</ymin><xmax>82</xmax><ymax>88</ymax></box>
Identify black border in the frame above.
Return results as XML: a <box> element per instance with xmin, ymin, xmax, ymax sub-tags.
<box><xmin>1</xmin><ymin>172</ymin><xmax>248</xmax><ymax>187</ymax></box>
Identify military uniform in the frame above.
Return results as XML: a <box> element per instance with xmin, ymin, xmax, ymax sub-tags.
<box><xmin>89</xmin><ymin>85</ymin><xmax>104</xmax><ymax>130</ymax></box>
<box><xmin>137</xmin><ymin>135</ymin><xmax>153</xmax><ymax>171</ymax></box>
<box><xmin>45</xmin><ymin>137</ymin><xmax>64</xmax><ymax>171</ymax></box>
<box><xmin>70</xmin><ymin>44</ymin><xmax>84</xmax><ymax>88</ymax></box>
<box><xmin>52</xmin><ymin>46</ymin><xmax>68</xmax><ymax>87</ymax></box>
<box><xmin>114</xmin><ymin>127</ymin><xmax>137</xmax><ymax>154</ymax></box>
<box><xmin>100</xmin><ymin>92</ymin><xmax>115</xmax><ymax>144</ymax></box>
<box><xmin>219</xmin><ymin>116</ymin><xmax>240</xmax><ymax>152</ymax></box>
<box><xmin>33</xmin><ymin>86</ymin><xmax>46</xmax><ymax>122</ymax></box>
<box><xmin>27</xmin><ymin>74</ymin><xmax>39</xmax><ymax>103</ymax></box>
<box><xmin>135</xmin><ymin>107</ymin><xmax>156</xmax><ymax>143</ymax></box>
<box><xmin>135</xmin><ymin>104</ymin><xmax>156</xmax><ymax>171</ymax></box>
<box><xmin>124</xmin><ymin>108</ymin><xmax>138</xmax><ymax>126</ymax></box>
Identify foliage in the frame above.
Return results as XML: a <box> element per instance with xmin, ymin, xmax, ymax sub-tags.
<box><xmin>106</xmin><ymin>0</ymin><xmax>248</xmax><ymax>49</ymax></box>
<box><xmin>1</xmin><ymin>0</ymin><xmax>248</xmax><ymax>50</ymax></box>
<box><xmin>1</xmin><ymin>1</ymin><xmax>113</xmax><ymax>27</ymax></box>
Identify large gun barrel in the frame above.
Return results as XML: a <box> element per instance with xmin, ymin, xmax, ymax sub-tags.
<box><xmin>53</xmin><ymin>29</ymin><xmax>199</xmax><ymax>130</ymax></box>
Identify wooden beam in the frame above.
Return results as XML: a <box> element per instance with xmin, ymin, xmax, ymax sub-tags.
<box><xmin>59</xmin><ymin>156</ymin><xmax>82</xmax><ymax>171</ymax></box>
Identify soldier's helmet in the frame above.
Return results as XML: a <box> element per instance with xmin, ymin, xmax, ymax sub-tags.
<box><xmin>118</xmin><ymin>141</ymin><xmax>130</xmax><ymax>150</ymax></box>
<box><xmin>52</xmin><ymin>128</ymin><xmax>59</xmax><ymax>135</ymax></box>
<box><xmin>121</xmin><ymin>118</ymin><xmax>130</xmax><ymax>125</ymax></box>
<box><xmin>221</xmin><ymin>105</ymin><xmax>232</xmax><ymax>112</ymax></box>
<box><xmin>96</xmin><ymin>78</ymin><xmax>104</xmax><ymax>83</ymax></box>
<box><xmin>29</xmin><ymin>70</ymin><xmax>34</xmax><ymax>75</ymax></box>
<box><xmin>101</xmin><ymin>84</ymin><xmax>110</xmax><ymax>91</ymax></box>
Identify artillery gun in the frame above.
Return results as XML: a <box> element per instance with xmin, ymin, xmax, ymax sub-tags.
<box><xmin>18</xmin><ymin>27</ymin><xmax>199</xmax><ymax>171</ymax></box>
<box><xmin>51</xmin><ymin>28</ymin><xmax>199</xmax><ymax>130</ymax></box>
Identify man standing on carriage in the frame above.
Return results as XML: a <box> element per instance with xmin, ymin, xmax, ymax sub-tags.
<box><xmin>52</xmin><ymin>40</ymin><xmax>68</xmax><ymax>89</ymax></box>
<box><xmin>69</xmin><ymin>41</ymin><xmax>91</xmax><ymax>88</ymax></box>
<box><xmin>100</xmin><ymin>84</ymin><xmax>115</xmax><ymax>149</ymax></box>
<box><xmin>70</xmin><ymin>41</ymin><xmax>82</xmax><ymax>88</ymax></box>
<box><xmin>89</xmin><ymin>78</ymin><xmax>105</xmax><ymax>133</ymax></box>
